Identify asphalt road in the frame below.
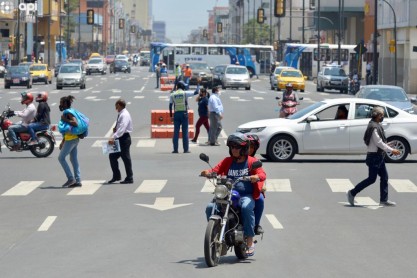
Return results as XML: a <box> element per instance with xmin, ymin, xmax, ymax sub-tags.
<box><xmin>0</xmin><ymin>67</ymin><xmax>416</xmax><ymax>277</ymax></box>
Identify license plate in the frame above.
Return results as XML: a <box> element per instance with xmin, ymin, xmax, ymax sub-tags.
<box><xmin>331</xmin><ymin>81</ymin><xmax>341</xmax><ymax>85</ymax></box>
<box><xmin>13</xmin><ymin>79</ymin><xmax>20</xmax><ymax>83</ymax></box>
<box><xmin>64</xmin><ymin>81</ymin><xmax>74</xmax><ymax>85</ymax></box>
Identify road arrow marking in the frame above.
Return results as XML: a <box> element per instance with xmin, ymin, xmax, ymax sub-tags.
<box><xmin>135</xmin><ymin>197</ymin><xmax>192</xmax><ymax>211</ymax></box>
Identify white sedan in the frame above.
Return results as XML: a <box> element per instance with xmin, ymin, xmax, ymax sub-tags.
<box><xmin>237</xmin><ymin>98</ymin><xmax>417</xmax><ymax>163</ymax></box>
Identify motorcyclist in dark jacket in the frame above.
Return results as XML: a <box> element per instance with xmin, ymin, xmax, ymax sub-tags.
<box><xmin>27</xmin><ymin>92</ymin><xmax>51</xmax><ymax>145</ymax></box>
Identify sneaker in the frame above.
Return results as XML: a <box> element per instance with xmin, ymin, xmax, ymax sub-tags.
<box><xmin>190</xmin><ymin>140</ymin><xmax>197</xmax><ymax>143</ymax></box>
<box><xmin>347</xmin><ymin>190</ymin><xmax>355</xmax><ymax>206</ymax></box>
<box><xmin>62</xmin><ymin>179</ymin><xmax>76</xmax><ymax>187</ymax></box>
<box><xmin>380</xmin><ymin>200</ymin><xmax>396</xmax><ymax>206</ymax></box>
<box><xmin>68</xmin><ymin>182</ymin><xmax>82</xmax><ymax>188</ymax></box>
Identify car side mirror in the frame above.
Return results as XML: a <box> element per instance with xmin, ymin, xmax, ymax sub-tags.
<box><xmin>306</xmin><ymin>115</ymin><xmax>318</xmax><ymax>123</ymax></box>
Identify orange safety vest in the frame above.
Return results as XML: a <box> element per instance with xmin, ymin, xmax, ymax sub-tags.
<box><xmin>184</xmin><ymin>68</ymin><xmax>192</xmax><ymax>78</ymax></box>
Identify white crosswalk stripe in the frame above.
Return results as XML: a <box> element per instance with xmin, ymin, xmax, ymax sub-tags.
<box><xmin>135</xmin><ymin>180</ymin><xmax>167</xmax><ymax>193</ymax></box>
<box><xmin>266</xmin><ymin>179</ymin><xmax>292</xmax><ymax>192</ymax></box>
<box><xmin>389</xmin><ymin>179</ymin><xmax>417</xmax><ymax>192</ymax></box>
<box><xmin>67</xmin><ymin>180</ymin><xmax>104</xmax><ymax>195</ymax></box>
<box><xmin>2</xmin><ymin>181</ymin><xmax>44</xmax><ymax>196</ymax></box>
<box><xmin>136</xmin><ymin>139</ymin><xmax>156</xmax><ymax>147</ymax></box>
<box><xmin>326</xmin><ymin>179</ymin><xmax>354</xmax><ymax>192</ymax></box>
<box><xmin>265</xmin><ymin>214</ymin><xmax>284</xmax><ymax>229</ymax></box>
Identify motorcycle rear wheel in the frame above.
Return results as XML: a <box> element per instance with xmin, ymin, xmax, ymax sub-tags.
<box><xmin>204</xmin><ymin>219</ymin><xmax>222</xmax><ymax>267</ymax></box>
<box><xmin>30</xmin><ymin>134</ymin><xmax>54</xmax><ymax>158</ymax></box>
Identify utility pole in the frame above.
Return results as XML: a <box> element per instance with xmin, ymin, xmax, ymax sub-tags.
<box><xmin>373</xmin><ymin>0</ymin><xmax>378</xmax><ymax>84</ymax></box>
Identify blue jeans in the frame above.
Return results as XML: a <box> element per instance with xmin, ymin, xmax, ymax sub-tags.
<box><xmin>173</xmin><ymin>111</ymin><xmax>189</xmax><ymax>152</ymax></box>
<box><xmin>254</xmin><ymin>194</ymin><xmax>264</xmax><ymax>226</ymax></box>
<box><xmin>8</xmin><ymin>124</ymin><xmax>28</xmax><ymax>145</ymax></box>
<box><xmin>351</xmin><ymin>153</ymin><xmax>389</xmax><ymax>202</ymax></box>
<box><xmin>27</xmin><ymin>122</ymin><xmax>49</xmax><ymax>141</ymax></box>
<box><xmin>58</xmin><ymin>138</ymin><xmax>81</xmax><ymax>183</ymax></box>
<box><xmin>205</xmin><ymin>195</ymin><xmax>255</xmax><ymax>238</ymax></box>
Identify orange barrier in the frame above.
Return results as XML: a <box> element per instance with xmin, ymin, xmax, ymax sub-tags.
<box><xmin>160</xmin><ymin>75</ymin><xmax>175</xmax><ymax>85</ymax></box>
<box><xmin>150</xmin><ymin>110</ymin><xmax>194</xmax><ymax>138</ymax></box>
<box><xmin>160</xmin><ymin>84</ymin><xmax>174</xmax><ymax>91</ymax></box>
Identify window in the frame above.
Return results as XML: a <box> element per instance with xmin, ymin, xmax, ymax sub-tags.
<box><xmin>192</xmin><ymin>47</ymin><xmax>207</xmax><ymax>55</ymax></box>
<box><xmin>355</xmin><ymin>104</ymin><xmax>379</xmax><ymax>119</ymax></box>
<box><xmin>314</xmin><ymin>48</ymin><xmax>330</xmax><ymax>61</ymax></box>
<box><xmin>315</xmin><ymin>104</ymin><xmax>350</xmax><ymax>121</ymax></box>
<box><xmin>175</xmin><ymin>47</ymin><xmax>190</xmax><ymax>55</ymax></box>
<box><xmin>208</xmin><ymin>47</ymin><xmax>223</xmax><ymax>55</ymax></box>
<box><xmin>331</xmin><ymin>49</ymin><xmax>348</xmax><ymax>62</ymax></box>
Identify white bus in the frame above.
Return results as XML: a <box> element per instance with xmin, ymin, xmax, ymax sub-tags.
<box><xmin>283</xmin><ymin>43</ymin><xmax>366</xmax><ymax>79</ymax></box>
<box><xmin>150</xmin><ymin>42</ymin><xmax>273</xmax><ymax>76</ymax></box>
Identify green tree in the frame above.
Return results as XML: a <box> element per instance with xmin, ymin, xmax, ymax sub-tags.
<box><xmin>242</xmin><ymin>19</ymin><xmax>271</xmax><ymax>45</ymax></box>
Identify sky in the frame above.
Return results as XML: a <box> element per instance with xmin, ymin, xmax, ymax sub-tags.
<box><xmin>152</xmin><ymin>0</ymin><xmax>229</xmax><ymax>43</ymax></box>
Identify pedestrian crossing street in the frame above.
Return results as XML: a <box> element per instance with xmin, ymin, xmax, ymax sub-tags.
<box><xmin>2</xmin><ymin>178</ymin><xmax>416</xmax><ymax>197</ymax></box>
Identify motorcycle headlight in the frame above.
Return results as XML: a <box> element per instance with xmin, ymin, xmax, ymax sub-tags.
<box><xmin>214</xmin><ymin>185</ymin><xmax>229</xmax><ymax>199</ymax></box>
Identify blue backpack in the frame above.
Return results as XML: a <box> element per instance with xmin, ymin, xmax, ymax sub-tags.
<box><xmin>58</xmin><ymin>108</ymin><xmax>89</xmax><ymax>138</ymax></box>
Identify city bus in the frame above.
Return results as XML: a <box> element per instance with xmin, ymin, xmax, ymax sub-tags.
<box><xmin>282</xmin><ymin>43</ymin><xmax>366</xmax><ymax>80</ymax></box>
<box><xmin>150</xmin><ymin>42</ymin><xmax>273</xmax><ymax>76</ymax></box>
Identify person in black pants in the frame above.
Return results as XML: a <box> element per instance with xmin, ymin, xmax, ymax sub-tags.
<box><xmin>107</xmin><ymin>99</ymin><xmax>134</xmax><ymax>184</ymax></box>
<box><xmin>347</xmin><ymin>106</ymin><xmax>400</xmax><ymax>207</ymax></box>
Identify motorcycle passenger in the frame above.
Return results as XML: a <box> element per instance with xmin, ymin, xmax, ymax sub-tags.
<box><xmin>201</xmin><ymin>133</ymin><xmax>267</xmax><ymax>256</ymax></box>
<box><xmin>8</xmin><ymin>92</ymin><xmax>36</xmax><ymax>151</ymax></box>
<box><xmin>247</xmin><ymin>134</ymin><xmax>265</xmax><ymax>235</ymax></box>
<box><xmin>27</xmin><ymin>92</ymin><xmax>51</xmax><ymax>145</ymax></box>
<box><xmin>279</xmin><ymin>83</ymin><xmax>299</xmax><ymax>118</ymax></box>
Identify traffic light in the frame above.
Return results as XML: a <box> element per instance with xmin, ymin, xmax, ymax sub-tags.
<box><xmin>257</xmin><ymin>8</ymin><xmax>265</xmax><ymax>24</ymax></box>
<box><xmin>87</xmin><ymin>9</ymin><xmax>94</xmax><ymax>25</ymax></box>
<box><xmin>119</xmin><ymin>19</ymin><xmax>125</xmax><ymax>29</ymax></box>
<box><xmin>130</xmin><ymin>25</ymin><xmax>136</xmax><ymax>33</ymax></box>
<box><xmin>217</xmin><ymin>22</ymin><xmax>222</xmax><ymax>33</ymax></box>
<box><xmin>203</xmin><ymin>29</ymin><xmax>208</xmax><ymax>38</ymax></box>
<box><xmin>273</xmin><ymin>41</ymin><xmax>279</xmax><ymax>51</ymax></box>
<box><xmin>8</xmin><ymin>36</ymin><xmax>16</xmax><ymax>53</ymax></box>
<box><xmin>389</xmin><ymin>39</ymin><xmax>396</xmax><ymax>53</ymax></box>
<box><xmin>274</xmin><ymin>0</ymin><xmax>285</xmax><ymax>17</ymax></box>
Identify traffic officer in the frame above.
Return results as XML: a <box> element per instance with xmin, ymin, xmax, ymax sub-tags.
<box><xmin>169</xmin><ymin>80</ymin><xmax>200</xmax><ymax>153</ymax></box>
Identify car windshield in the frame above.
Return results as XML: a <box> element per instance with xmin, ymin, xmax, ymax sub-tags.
<box><xmin>60</xmin><ymin>66</ymin><xmax>80</xmax><ymax>73</ymax></box>
<box><xmin>190</xmin><ymin>63</ymin><xmax>209</xmax><ymax>70</ymax></box>
<box><xmin>31</xmin><ymin>65</ymin><xmax>47</xmax><ymax>71</ymax></box>
<box><xmin>323</xmin><ymin>67</ymin><xmax>347</xmax><ymax>76</ymax></box>
<box><xmin>116</xmin><ymin>60</ymin><xmax>127</xmax><ymax>65</ymax></box>
<box><xmin>9</xmin><ymin>67</ymin><xmax>27</xmax><ymax>74</ymax></box>
<box><xmin>106</xmin><ymin>55</ymin><xmax>115</xmax><ymax>59</ymax></box>
<box><xmin>226</xmin><ymin>67</ymin><xmax>248</xmax><ymax>74</ymax></box>
<box><xmin>288</xmin><ymin>101</ymin><xmax>326</xmax><ymax>119</ymax></box>
<box><xmin>281</xmin><ymin>70</ymin><xmax>302</xmax><ymax>77</ymax></box>
<box><xmin>89</xmin><ymin>59</ymin><xmax>101</xmax><ymax>64</ymax></box>
<box><xmin>214</xmin><ymin>66</ymin><xmax>226</xmax><ymax>74</ymax></box>
<box><xmin>274</xmin><ymin>67</ymin><xmax>289</xmax><ymax>75</ymax></box>
<box><xmin>361</xmin><ymin>88</ymin><xmax>409</xmax><ymax>102</ymax></box>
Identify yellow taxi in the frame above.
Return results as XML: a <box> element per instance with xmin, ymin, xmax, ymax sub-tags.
<box><xmin>89</xmin><ymin>52</ymin><xmax>102</xmax><ymax>59</ymax></box>
<box><xmin>29</xmin><ymin>63</ymin><xmax>52</xmax><ymax>84</ymax></box>
<box><xmin>276</xmin><ymin>68</ymin><xmax>307</xmax><ymax>92</ymax></box>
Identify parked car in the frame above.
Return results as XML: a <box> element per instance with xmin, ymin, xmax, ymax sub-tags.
<box><xmin>188</xmin><ymin>61</ymin><xmax>213</xmax><ymax>88</ymax></box>
<box><xmin>316</xmin><ymin>65</ymin><xmax>349</xmax><ymax>94</ymax></box>
<box><xmin>86</xmin><ymin>58</ymin><xmax>107</xmax><ymax>75</ymax></box>
<box><xmin>212</xmin><ymin>64</ymin><xmax>228</xmax><ymax>86</ymax></box>
<box><xmin>237</xmin><ymin>98</ymin><xmax>417</xmax><ymax>163</ymax></box>
<box><xmin>276</xmin><ymin>69</ymin><xmax>306</xmax><ymax>92</ymax></box>
<box><xmin>221</xmin><ymin>65</ymin><xmax>251</xmax><ymax>90</ymax></box>
<box><xmin>105</xmin><ymin>55</ymin><xmax>116</xmax><ymax>64</ymax></box>
<box><xmin>355</xmin><ymin>85</ymin><xmax>414</xmax><ymax>114</ymax></box>
<box><xmin>109</xmin><ymin>59</ymin><xmax>131</xmax><ymax>73</ymax></box>
<box><xmin>56</xmin><ymin>63</ymin><xmax>86</xmax><ymax>90</ymax></box>
<box><xmin>29</xmin><ymin>63</ymin><xmax>52</xmax><ymax>84</ymax></box>
<box><xmin>4</xmin><ymin>66</ymin><xmax>32</xmax><ymax>89</ymax></box>
<box><xmin>270</xmin><ymin>66</ymin><xmax>293</xmax><ymax>90</ymax></box>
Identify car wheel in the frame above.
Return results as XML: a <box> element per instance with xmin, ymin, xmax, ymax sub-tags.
<box><xmin>5</xmin><ymin>84</ymin><xmax>10</xmax><ymax>89</ymax></box>
<box><xmin>267</xmin><ymin>135</ymin><xmax>297</xmax><ymax>162</ymax></box>
<box><xmin>301</xmin><ymin>89</ymin><xmax>305</xmax><ymax>92</ymax></box>
<box><xmin>245</xmin><ymin>86</ymin><xmax>250</xmax><ymax>90</ymax></box>
<box><xmin>221</xmin><ymin>83</ymin><xmax>226</xmax><ymax>90</ymax></box>
<box><xmin>385</xmin><ymin>136</ymin><xmax>410</xmax><ymax>163</ymax></box>
<box><xmin>56</xmin><ymin>86</ymin><xmax>62</xmax><ymax>90</ymax></box>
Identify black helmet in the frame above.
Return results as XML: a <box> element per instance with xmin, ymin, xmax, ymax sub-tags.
<box><xmin>247</xmin><ymin>134</ymin><xmax>260</xmax><ymax>156</ymax></box>
<box><xmin>227</xmin><ymin>132</ymin><xmax>250</xmax><ymax>157</ymax></box>
<box><xmin>176</xmin><ymin>81</ymin><xmax>186</xmax><ymax>90</ymax></box>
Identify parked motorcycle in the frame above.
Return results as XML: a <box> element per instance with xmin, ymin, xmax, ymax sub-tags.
<box><xmin>200</xmin><ymin>153</ymin><xmax>263</xmax><ymax>267</ymax></box>
<box><xmin>276</xmin><ymin>96</ymin><xmax>303</xmax><ymax>118</ymax></box>
<box><xmin>0</xmin><ymin>105</ymin><xmax>56</xmax><ymax>157</ymax></box>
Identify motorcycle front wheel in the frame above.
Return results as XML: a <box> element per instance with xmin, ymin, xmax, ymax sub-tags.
<box><xmin>204</xmin><ymin>219</ymin><xmax>222</xmax><ymax>267</ymax></box>
<box><xmin>30</xmin><ymin>134</ymin><xmax>54</xmax><ymax>158</ymax></box>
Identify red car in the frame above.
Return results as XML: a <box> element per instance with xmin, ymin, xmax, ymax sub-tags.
<box><xmin>105</xmin><ymin>55</ymin><xmax>115</xmax><ymax>65</ymax></box>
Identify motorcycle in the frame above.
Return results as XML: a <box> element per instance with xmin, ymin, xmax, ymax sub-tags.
<box><xmin>200</xmin><ymin>153</ymin><xmax>263</xmax><ymax>267</ymax></box>
<box><xmin>276</xmin><ymin>96</ymin><xmax>303</xmax><ymax>118</ymax></box>
<box><xmin>0</xmin><ymin>105</ymin><xmax>56</xmax><ymax>157</ymax></box>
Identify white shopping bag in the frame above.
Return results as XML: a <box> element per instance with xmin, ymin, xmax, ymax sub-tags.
<box><xmin>102</xmin><ymin>139</ymin><xmax>121</xmax><ymax>155</ymax></box>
